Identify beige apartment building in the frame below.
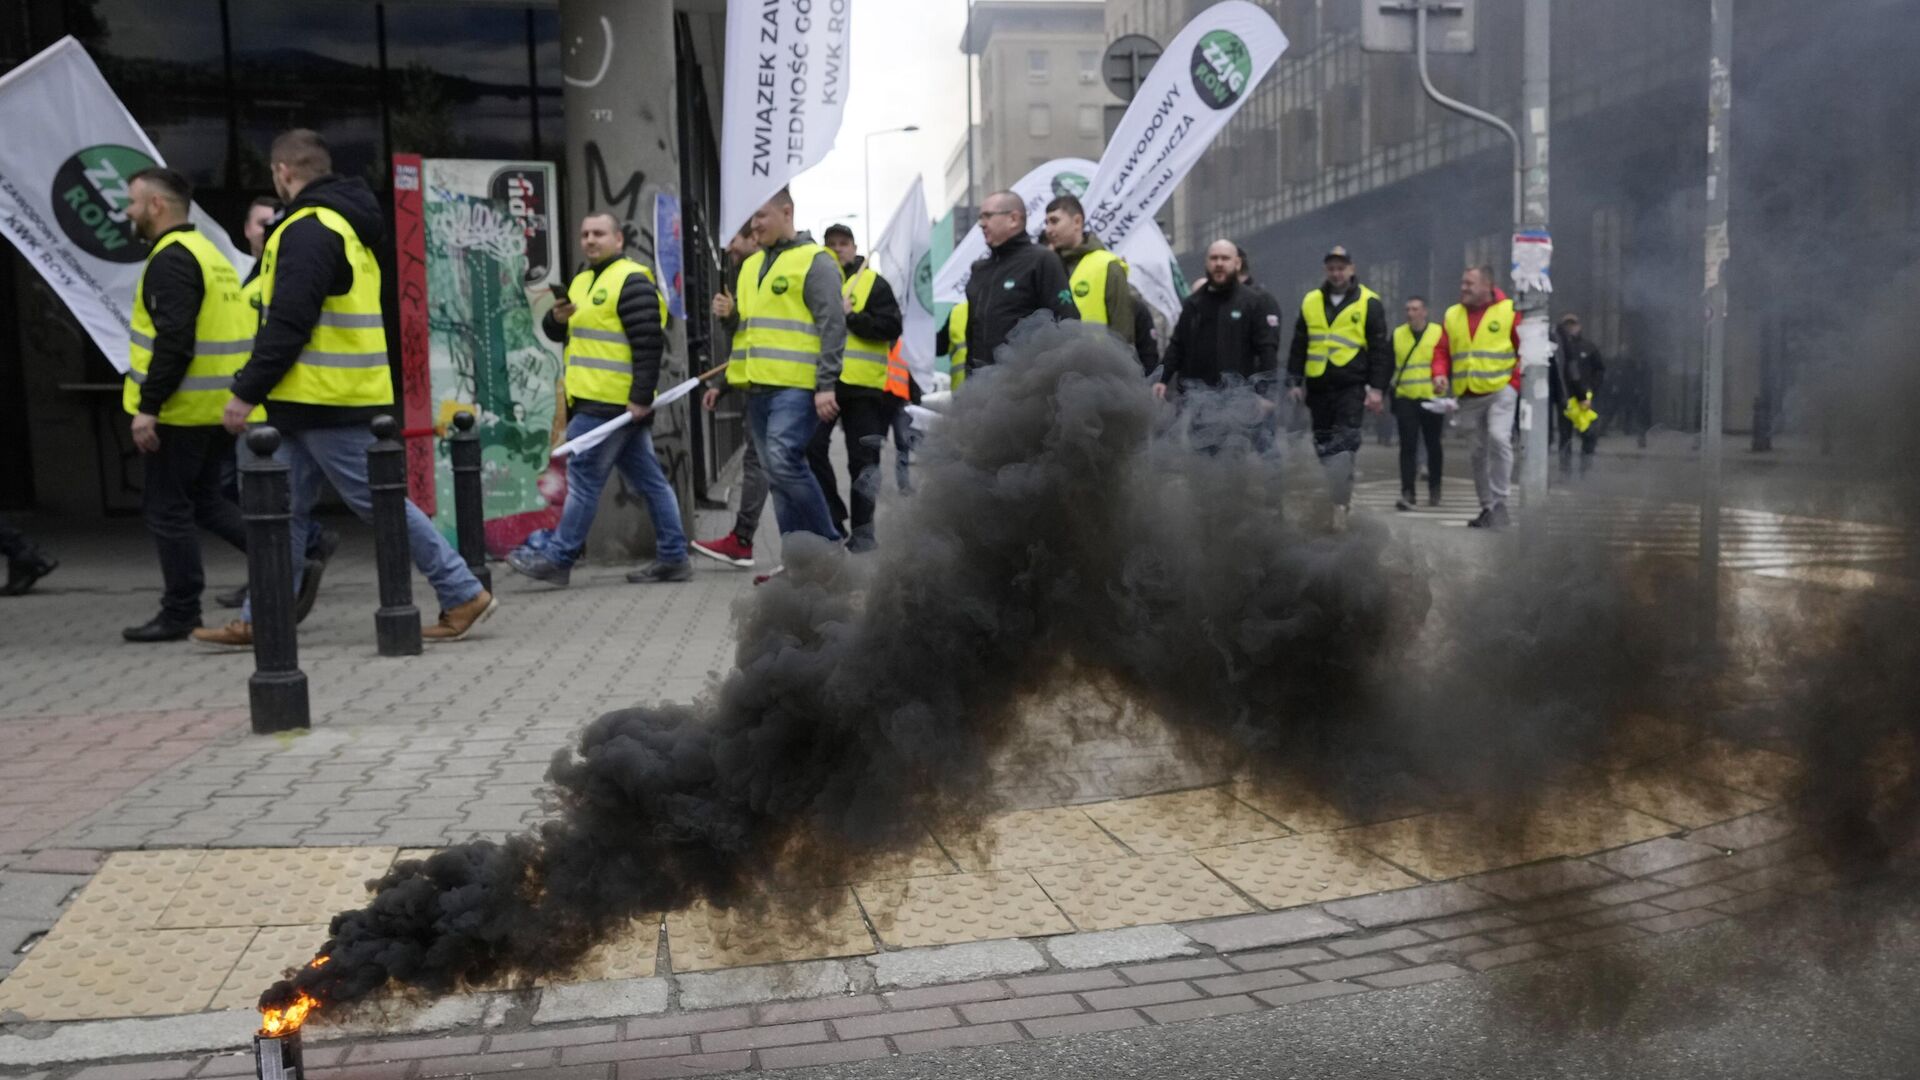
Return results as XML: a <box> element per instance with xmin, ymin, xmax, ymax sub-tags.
<box><xmin>959</xmin><ymin>1</ymin><xmax>1108</xmax><ymax>213</ymax></box>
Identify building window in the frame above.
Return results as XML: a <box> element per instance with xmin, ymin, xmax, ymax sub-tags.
<box><xmin>1078</xmin><ymin>104</ymin><xmax>1101</xmax><ymax>137</ymax></box>
<box><xmin>1078</xmin><ymin>49</ymin><xmax>1100</xmax><ymax>83</ymax></box>
<box><xmin>1028</xmin><ymin>49</ymin><xmax>1050</xmax><ymax>81</ymax></box>
<box><xmin>1029</xmin><ymin>103</ymin><xmax>1052</xmax><ymax>138</ymax></box>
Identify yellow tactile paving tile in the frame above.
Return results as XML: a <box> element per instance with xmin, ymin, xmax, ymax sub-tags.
<box><xmin>0</xmin><ymin>928</ymin><xmax>253</xmax><ymax>1021</ymax></box>
<box><xmin>1082</xmin><ymin>788</ymin><xmax>1290</xmax><ymax>854</ymax></box>
<box><xmin>1592</xmin><ymin>771</ymin><xmax>1772</xmax><ymax>829</ymax></box>
<box><xmin>568</xmin><ymin>916</ymin><xmax>663</xmax><ymax>981</ymax></box>
<box><xmin>1229</xmin><ymin>780</ymin><xmax>1359</xmax><ymax>833</ymax></box>
<box><xmin>393</xmin><ymin>848</ymin><xmax>443</xmax><ymax>865</ymax></box>
<box><xmin>1347</xmin><ymin>796</ymin><xmax>1676</xmax><ymax>880</ymax></box>
<box><xmin>49</xmin><ymin>850</ymin><xmax>207</xmax><ymax>936</ymax></box>
<box><xmin>857</xmin><ymin>871</ymin><xmax>1072</xmax><ymax>948</ymax></box>
<box><xmin>208</xmin><ymin>925</ymin><xmax>329</xmax><ymax>1011</ymax></box>
<box><xmin>1030</xmin><ymin>854</ymin><xmax>1252</xmax><ymax>930</ymax></box>
<box><xmin>1195</xmin><ymin>834</ymin><xmax>1422</xmax><ymax>910</ymax></box>
<box><xmin>777</xmin><ymin>832</ymin><xmax>959</xmax><ymax>887</ymax></box>
<box><xmin>1689</xmin><ymin>739</ymin><xmax>1804</xmax><ymax>801</ymax></box>
<box><xmin>157</xmin><ymin>847</ymin><xmax>398</xmax><ymax>929</ymax></box>
<box><xmin>667</xmin><ymin>889</ymin><xmax>873</xmax><ymax>972</ymax></box>
<box><xmin>938</xmin><ymin>807</ymin><xmax>1127</xmax><ymax>871</ymax></box>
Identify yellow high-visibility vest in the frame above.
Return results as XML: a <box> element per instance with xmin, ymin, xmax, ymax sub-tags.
<box><xmin>1068</xmin><ymin>249</ymin><xmax>1124</xmax><ymax>326</ymax></box>
<box><xmin>257</xmin><ymin>206</ymin><xmax>391</xmax><ymax>406</ymax></box>
<box><xmin>123</xmin><ymin>229</ymin><xmax>259</xmax><ymax>426</ymax></box>
<box><xmin>948</xmin><ymin>302</ymin><xmax>969</xmax><ymax>389</ymax></box>
<box><xmin>1391</xmin><ymin>322</ymin><xmax>1443</xmax><ymax>400</ymax></box>
<box><xmin>563</xmin><ymin>258</ymin><xmax>663</xmax><ymax>406</ymax></box>
<box><xmin>1443</xmin><ymin>298</ymin><xmax>1518</xmax><ymax>396</ymax></box>
<box><xmin>840</xmin><ymin>265</ymin><xmax>892</xmax><ymax>390</ymax></box>
<box><xmin>736</xmin><ymin>243</ymin><xmax>828</xmax><ymax>391</ymax></box>
<box><xmin>1300</xmin><ymin>285</ymin><xmax>1380</xmax><ymax>379</ymax></box>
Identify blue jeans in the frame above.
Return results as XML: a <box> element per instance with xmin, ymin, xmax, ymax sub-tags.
<box><xmin>747</xmin><ymin>388</ymin><xmax>840</xmax><ymax>540</ymax></box>
<box><xmin>242</xmin><ymin>425</ymin><xmax>483</xmax><ymax>621</ymax></box>
<box><xmin>550</xmin><ymin>412</ymin><xmax>688</xmax><ymax>566</ymax></box>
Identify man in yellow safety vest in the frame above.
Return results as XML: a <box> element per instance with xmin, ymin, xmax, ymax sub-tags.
<box><xmin>1285</xmin><ymin>245</ymin><xmax>1392</xmax><ymax>530</ymax></box>
<box><xmin>194</xmin><ymin>129</ymin><xmax>495</xmax><ymax>648</ymax></box>
<box><xmin>730</xmin><ymin>188</ymin><xmax>845</xmax><ymax>543</ymax></box>
<box><xmin>1433</xmin><ymin>265</ymin><xmax>1522</xmax><ymax>529</ymax></box>
<box><xmin>691</xmin><ymin>224</ymin><xmax>769</xmax><ymax>569</ymax></box>
<box><xmin>509</xmin><ymin>211</ymin><xmax>686</xmax><ymax>587</ymax></box>
<box><xmin>1042</xmin><ymin>195</ymin><xmax>1134</xmax><ymax>351</ymax></box>
<box><xmin>1390</xmin><ymin>296</ymin><xmax>1447</xmax><ymax>511</ymax></box>
<box><xmin>118</xmin><ymin>166</ymin><xmax>254</xmax><ymax>642</ymax></box>
<box><xmin>812</xmin><ymin>223</ymin><xmax>904</xmax><ymax>552</ymax></box>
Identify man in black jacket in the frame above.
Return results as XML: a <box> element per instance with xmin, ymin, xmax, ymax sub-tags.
<box><xmin>1552</xmin><ymin>313</ymin><xmax>1606</xmax><ymax>472</ymax></box>
<box><xmin>196</xmin><ymin>129</ymin><xmax>493</xmax><ymax>648</ymax></box>
<box><xmin>1154</xmin><ymin>240</ymin><xmax>1283</xmax><ymax>452</ymax></box>
<box><xmin>962</xmin><ymin>191</ymin><xmax>1079</xmax><ymax>372</ymax></box>
<box><xmin>509</xmin><ymin>211</ymin><xmax>684</xmax><ymax>586</ymax></box>
<box><xmin>812</xmin><ymin>224</ymin><xmax>903</xmax><ymax>551</ymax></box>
<box><xmin>1285</xmin><ymin>246</ymin><xmax>1392</xmax><ymax>528</ymax></box>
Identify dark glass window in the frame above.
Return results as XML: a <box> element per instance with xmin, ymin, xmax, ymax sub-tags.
<box><xmin>83</xmin><ymin>0</ymin><xmax>230</xmax><ymax>188</ymax></box>
<box><xmin>229</xmin><ymin>2</ymin><xmax>383</xmax><ymax>189</ymax></box>
<box><xmin>385</xmin><ymin>6</ymin><xmax>540</xmax><ymax>162</ymax></box>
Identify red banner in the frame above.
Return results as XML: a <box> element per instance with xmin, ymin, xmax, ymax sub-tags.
<box><xmin>391</xmin><ymin>154</ymin><xmax>435</xmax><ymax>512</ymax></box>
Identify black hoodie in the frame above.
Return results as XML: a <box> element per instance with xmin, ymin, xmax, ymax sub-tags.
<box><xmin>231</xmin><ymin>175</ymin><xmax>390</xmax><ymax>430</ymax></box>
<box><xmin>961</xmin><ymin>230</ymin><xmax>1078</xmax><ymax>372</ymax></box>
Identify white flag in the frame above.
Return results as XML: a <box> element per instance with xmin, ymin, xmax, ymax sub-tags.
<box><xmin>1084</xmin><ymin>1</ymin><xmax>1287</xmax><ymax>250</ymax></box>
<box><xmin>0</xmin><ymin>37</ymin><xmax>254</xmax><ymax>373</ymax></box>
<box><xmin>871</xmin><ymin>177</ymin><xmax>935</xmax><ymax>391</ymax></box>
<box><xmin>930</xmin><ymin>155</ymin><xmax>1184</xmax><ymax>327</ymax></box>
<box><xmin>719</xmin><ymin>1</ymin><xmax>852</xmax><ymax>238</ymax></box>
<box><xmin>931</xmin><ymin>157</ymin><xmax>1097</xmax><ymax>304</ymax></box>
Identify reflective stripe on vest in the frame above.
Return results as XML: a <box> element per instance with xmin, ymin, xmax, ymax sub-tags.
<box><xmin>1068</xmin><ymin>249</ymin><xmax>1123</xmax><ymax>326</ymax></box>
<box><xmin>737</xmin><ymin>244</ymin><xmax>828</xmax><ymax>390</ymax></box>
<box><xmin>948</xmin><ymin>302</ymin><xmax>969</xmax><ymax>389</ymax></box>
<box><xmin>1443</xmin><ymin>299</ymin><xmax>1518</xmax><ymax>396</ymax></box>
<box><xmin>841</xmin><ymin>266</ymin><xmax>893</xmax><ymax>390</ymax></box>
<box><xmin>1300</xmin><ymin>285</ymin><xmax>1379</xmax><ymax>380</ymax></box>
<box><xmin>1392</xmin><ymin>323</ymin><xmax>1443</xmax><ymax>400</ymax></box>
<box><xmin>258</xmin><ymin>205</ymin><xmax>392</xmax><ymax>407</ymax></box>
<box><xmin>123</xmin><ymin>229</ymin><xmax>260</xmax><ymax>426</ymax></box>
<box><xmin>563</xmin><ymin>259</ymin><xmax>662</xmax><ymax>406</ymax></box>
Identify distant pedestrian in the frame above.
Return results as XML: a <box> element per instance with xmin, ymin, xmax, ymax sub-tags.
<box><xmin>692</xmin><ymin>225</ymin><xmax>768</xmax><ymax>569</ymax></box>
<box><xmin>1553</xmin><ymin>314</ymin><xmax>1606</xmax><ymax>473</ymax></box>
<box><xmin>119</xmin><ymin>166</ymin><xmax>255</xmax><ymax>642</ymax></box>
<box><xmin>961</xmin><ymin>191</ymin><xmax>1079</xmax><ymax>372</ymax></box>
<box><xmin>194</xmin><ymin>129</ymin><xmax>495</xmax><ymax>648</ymax></box>
<box><xmin>509</xmin><ymin>210</ymin><xmax>688</xmax><ymax>587</ymax></box>
<box><xmin>1286</xmin><ymin>246</ymin><xmax>1391</xmax><ymax>531</ymax></box>
<box><xmin>730</xmin><ymin>187</ymin><xmax>845</xmax><ymax>544</ymax></box>
<box><xmin>1433</xmin><ymin>266</ymin><xmax>1522</xmax><ymax>529</ymax></box>
<box><xmin>1155</xmin><ymin>240</ymin><xmax>1283</xmax><ymax>453</ymax></box>
<box><xmin>0</xmin><ymin>523</ymin><xmax>57</xmax><ymax>596</ymax></box>
<box><xmin>812</xmin><ymin>223</ymin><xmax>904</xmax><ymax>552</ymax></box>
<box><xmin>1390</xmin><ymin>296</ymin><xmax>1447</xmax><ymax>510</ymax></box>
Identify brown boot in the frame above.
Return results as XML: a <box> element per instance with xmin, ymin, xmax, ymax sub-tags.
<box><xmin>191</xmin><ymin>620</ymin><xmax>253</xmax><ymax>651</ymax></box>
<box><xmin>423</xmin><ymin>591</ymin><xmax>497</xmax><ymax>643</ymax></box>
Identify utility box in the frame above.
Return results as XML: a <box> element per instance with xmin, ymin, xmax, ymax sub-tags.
<box><xmin>1361</xmin><ymin>1</ymin><xmax>1476</xmax><ymax>54</ymax></box>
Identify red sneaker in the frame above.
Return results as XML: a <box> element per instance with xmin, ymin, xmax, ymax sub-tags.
<box><xmin>691</xmin><ymin>532</ymin><xmax>755</xmax><ymax>568</ymax></box>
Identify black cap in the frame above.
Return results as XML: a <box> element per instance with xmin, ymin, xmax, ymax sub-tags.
<box><xmin>1324</xmin><ymin>245</ymin><xmax>1352</xmax><ymax>263</ymax></box>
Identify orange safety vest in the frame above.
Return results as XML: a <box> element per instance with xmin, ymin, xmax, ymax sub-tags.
<box><xmin>884</xmin><ymin>340</ymin><xmax>912</xmax><ymax>401</ymax></box>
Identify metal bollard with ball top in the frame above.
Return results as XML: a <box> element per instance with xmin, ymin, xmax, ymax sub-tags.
<box><xmin>367</xmin><ymin>415</ymin><xmax>423</xmax><ymax>656</ymax></box>
<box><xmin>449</xmin><ymin>411</ymin><xmax>492</xmax><ymax>591</ymax></box>
<box><xmin>239</xmin><ymin>427</ymin><xmax>309</xmax><ymax>733</ymax></box>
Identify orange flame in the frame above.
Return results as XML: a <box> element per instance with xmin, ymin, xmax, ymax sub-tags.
<box><xmin>258</xmin><ymin>955</ymin><xmax>329</xmax><ymax>1036</ymax></box>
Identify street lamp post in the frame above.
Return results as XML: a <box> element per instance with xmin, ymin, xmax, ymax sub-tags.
<box><xmin>864</xmin><ymin>125</ymin><xmax>920</xmax><ymax>248</ymax></box>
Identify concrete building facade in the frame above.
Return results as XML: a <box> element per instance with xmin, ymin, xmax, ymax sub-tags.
<box><xmin>960</xmin><ymin>1</ymin><xmax>1107</xmax><ymax>209</ymax></box>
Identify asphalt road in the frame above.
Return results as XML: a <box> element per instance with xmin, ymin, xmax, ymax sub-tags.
<box><xmin>785</xmin><ymin>884</ymin><xmax>1920</xmax><ymax>1080</ymax></box>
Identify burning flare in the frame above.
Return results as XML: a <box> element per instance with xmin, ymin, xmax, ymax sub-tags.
<box><xmin>259</xmin><ymin>956</ymin><xmax>328</xmax><ymax>1035</ymax></box>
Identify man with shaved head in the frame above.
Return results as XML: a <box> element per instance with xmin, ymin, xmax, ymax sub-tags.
<box><xmin>960</xmin><ymin>190</ymin><xmax>1078</xmax><ymax>374</ymax></box>
<box><xmin>1155</xmin><ymin>239</ymin><xmax>1283</xmax><ymax>452</ymax></box>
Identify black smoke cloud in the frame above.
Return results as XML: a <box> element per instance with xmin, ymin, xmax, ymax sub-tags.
<box><xmin>265</xmin><ymin>318</ymin><xmax>1904</xmax><ymax>1014</ymax></box>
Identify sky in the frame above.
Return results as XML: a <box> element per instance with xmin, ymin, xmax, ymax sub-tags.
<box><xmin>788</xmin><ymin>0</ymin><xmax>975</xmax><ymax>250</ymax></box>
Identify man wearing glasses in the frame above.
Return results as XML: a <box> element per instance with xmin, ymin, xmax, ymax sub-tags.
<box><xmin>960</xmin><ymin>191</ymin><xmax>1079</xmax><ymax>374</ymax></box>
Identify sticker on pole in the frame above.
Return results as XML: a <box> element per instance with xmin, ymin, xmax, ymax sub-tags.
<box><xmin>1512</xmin><ymin>229</ymin><xmax>1553</xmax><ymax>294</ymax></box>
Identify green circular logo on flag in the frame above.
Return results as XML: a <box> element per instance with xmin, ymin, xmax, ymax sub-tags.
<box><xmin>1191</xmin><ymin>30</ymin><xmax>1253</xmax><ymax>110</ymax></box>
<box><xmin>52</xmin><ymin>144</ymin><xmax>155</xmax><ymax>263</ymax></box>
<box><xmin>1051</xmin><ymin>172</ymin><xmax>1089</xmax><ymax>199</ymax></box>
<box><xmin>913</xmin><ymin>250</ymin><xmax>935</xmax><ymax>316</ymax></box>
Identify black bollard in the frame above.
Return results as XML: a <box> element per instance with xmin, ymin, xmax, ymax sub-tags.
<box><xmin>367</xmin><ymin>415</ymin><xmax>423</xmax><ymax>656</ymax></box>
<box><xmin>240</xmin><ymin>427</ymin><xmax>309</xmax><ymax>733</ymax></box>
<box><xmin>448</xmin><ymin>411</ymin><xmax>492</xmax><ymax>591</ymax></box>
